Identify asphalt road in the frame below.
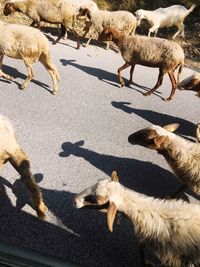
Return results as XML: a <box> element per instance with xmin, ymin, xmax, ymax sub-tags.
<box><xmin>0</xmin><ymin>34</ymin><xmax>199</xmax><ymax>267</ymax></box>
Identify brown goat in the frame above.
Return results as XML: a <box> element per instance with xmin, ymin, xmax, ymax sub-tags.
<box><xmin>0</xmin><ymin>114</ymin><xmax>47</xmax><ymax>219</ymax></box>
<box><xmin>99</xmin><ymin>27</ymin><xmax>185</xmax><ymax>101</ymax></box>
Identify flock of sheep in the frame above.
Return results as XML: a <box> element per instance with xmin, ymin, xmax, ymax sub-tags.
<box><xmin>0</xmin><ymin>0</ymin><xmax>200</xmax><ymax>266</ymax></box>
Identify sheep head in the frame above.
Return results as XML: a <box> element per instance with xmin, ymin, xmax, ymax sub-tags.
<box><xmin>128</xmin><ymin>123</ymin><xmax>179</xmax><ymax>150</ymax></box>
<box><xmin>178</xmin><ymin>73</ymin><xmax>200</xmax><ymax>98</ymax></box>
<box><xmin>134</xmin><ymin>9</ymin><xmax>146</xmax><ymax>26</ymax></box>
<box><xmin>98</xmin><ymin>27</ymin><xmax>113</xmax><ymax>42</ymax></box>
<box><xmin>74</xmin><ymin>171</ymin><xmax>120</xmax><ymax>232</ymax></box>
<box><xmin>77</xmin><ymin>7</ymin><xmax>92</xmax><ymax>20</ymax></box>
<box><xmin>3</xmin><ymin>2</ymin><xmax>18</xmax><ymax>16</ymax></box>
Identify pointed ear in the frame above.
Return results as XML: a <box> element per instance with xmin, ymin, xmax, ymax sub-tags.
<box><xmin>163</xmin><ymin>123</ymin><xmax>179</xmax><ymax>132</ymax></box>
<box><xmin>107</xmin><ymin>202</ymin><xmax>117</xmax><ymax>232</ymax></box>
<box><xmin>111</xmin><ymin>171</ymin><xmax>119</xmax><ymax>182</ymax></box>
<box><xmin>154</xmin><ymin>136</ymin><xmax>166</xmax><ymax>148</ymax></box>
<box><xmin>96</xmin><ymin>195</ymin><xmax>107</xmax><ymax>205</ymax></box>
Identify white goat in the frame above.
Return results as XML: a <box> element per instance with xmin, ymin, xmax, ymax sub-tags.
<box><xmin>77</xmin><ymin>8</ymin><xmax>137</xmax><ymax>49</ymax></box>
<box><xmin>135</xmin><ymin>4</ymin><xmax>196</xmax><ymax>38</ymax></box>
<box><xmin>128</xmin><ymin>123</ymin><xmax>200</xmax><ymax>197</ymax></box>
<box><xmin>75</xmin><ymin>171</ymin><xmax>200</xmax><ymax>267</ymax></box>
<box><xmin>0</xmin><ymin>114</ymin><xmax>47</xmax><ymax>219</ymax></box>
<box><xmin>178</xmin><ymin>72</ymin><xmax>200</xmax><ymax>98</ymax></box>
<box><xmin>3</xmin><ymin>0</ymin><xmax>81</xmax><ymax>48</ymax></box>
<box><xmin>99</xmin><ymin>27</ymin><xmax>184</xmax><ymax>101</ymax></box>
<box><xmin>0</xmin><ymin>21</ymin><xmax>59</xmax><ymax>94</ymax></box>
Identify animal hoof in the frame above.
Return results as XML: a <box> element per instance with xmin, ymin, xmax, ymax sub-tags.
<box><xmin>19</xmin><ymin>84</ymin><xmax>26</xmax><ymax>90</ymax></box>
<box><xmin>52</xmin><ymin>91</ymin><xmax>57</xmax><ymax>95</ymax></box>
<box><xmin>163</xmin><ymin>97</ymin><xmax>172</xmax><ymax>102</ymax></box>
<box><xmin>143</xmin><ymin>92</ymin><xmax>150</xmax><ymax>96</ymax></box>
<box><xmin>37</xmin><ymin>202</ymin><xmax>48</xmax><ymax>219</ymax></box>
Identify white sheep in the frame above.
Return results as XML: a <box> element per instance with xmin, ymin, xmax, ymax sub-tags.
<box><xmin>0</xmin><ymin>21</ymin><xmax>59</xmax><ymax>94</ymax></box>
<box><xmin>128</xmin><ymin>123</ymin><xmax>200</xmax><ymax>197</ymax></box>
<box><xmin>178</xmin><ymin>72</ymin><xmax>200</xmax><ymax>98</ymax></box>
<box><xmin>64</xmin><ymin>0</ymin><xmax>98</xmax><ymax>13</ymax></box>
<box><xmin>0</xmin><ymin>114</ymin><xmax>47</xmax><ymax>219</ymax></box>
<box><xmin>135</xmin><ymin>4</ymin><xmax>196</xmax><ymax>38</ymax></box>
<box><xmin>77</xmin><ymin>8</ymin><xmax>137</xmax><ymax>49</ymax></box>
<box><xmin>75</xmin><ymin>171</ymin><xmax>200</xmax><ymax>267</ymax></box>
<box><xmin>99</xmin><ymin>27</ymin><xmax>184</xmax><ymax>101</ymax></box>
<box><xmin>3</xmin><ymin>0</ymin><xmax>81</xmax><ymax>48</ymax></box>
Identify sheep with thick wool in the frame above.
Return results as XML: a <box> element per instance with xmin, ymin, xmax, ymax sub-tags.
<box><xmin>128</xmin><ymin>123</ymin><xmax>200</xmax><ymax>197</ymax></box>
<box><xmin>135</xmin><ymin>4</ymin><xmax>196</xmax><ymax>38</ymax></box>
<box><xmin>3</xmin><ymin>0</ymin><xmax>81</xmax><ymax>48</ymax></box>
<box><xmin>75</xmin><ymin>171</ymin><xmax>200</xmax><ymax>267</ymax></box>
<box><xmin>99</xmin><ymin>27</ymin><xmax>184</xmax><ymax>101</ymax></box>
<box><xmin>0</xmin><ymin>114</ymin><xmax>47</xmax><ymax>219</ymax></box>
<box><xmin>77</xmin><ymin>8</ymin><xmax>137</xmax><ymax>49</ymax></box>
<box><xmin>0</xmin><ymin>21</ymin><xmax>59</xmax><ymax>94</ymax></box>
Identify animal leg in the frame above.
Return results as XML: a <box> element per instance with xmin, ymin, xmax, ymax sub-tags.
<box><xmin>69</xmin><ymin>28</ymin><xmax>81</xmax><ymax>49</ymax></box>
<box><xmin>83</xmin><ymin>36</ymin><xmax>92</xmax><ymax>47</ymax></box>
<box><xmin>128</xmin><ymin>64</ymin><xmax>135</xmax><ymax>85</ymax></box>
<box><xmin>143</xmin><ymin>69</ymin><xmax>164</xmax><ymax>96</ymax></box>
<box><xmin>165</xmin><ymin>71</ymin><xmax>177</xmax><ymax>101</ymax></box>
<box><xmin>39</xmin><ymin>53</ymin><xmax>60</xmax><ymax>95</ymax></box>
<box><xmin>20</xmin><ymin>58</ymin><xmax>35</xmax><ymax>90</ymax></box>
<box><xmin>106</xmin><ymin>41</ymin><xmax>110</xmax><ymax>50</ymax></box>
<box><xmin>173</xmin><ymin>23</ymin><xmax>184</xmax><ymax>39</ymax></box>
<box><xmin>148</xmin><ymin>25</ymin><xmax>159</xmax><ymax>37</ymax></box>
<box><xmin>8</xmin><ymin>149</ymin><xmax>47</xmax><ymax>219</ymax></box>
<box><xmin>117</xmin><ymin>62</ymin><xmax>131</xmax><ymax>87</ymax></box>
<box><xmin>0</xmin><ymin>54</ymin><xmax>14</xmax><ymax>81</ymax></box>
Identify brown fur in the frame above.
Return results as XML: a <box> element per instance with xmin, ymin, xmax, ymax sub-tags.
<box><xmin>99</xmin><ymin>27</ymin><xmax>185</xmax><ymax>101</ymax></box>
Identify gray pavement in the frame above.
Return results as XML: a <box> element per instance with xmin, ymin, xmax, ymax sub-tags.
<box><xmin>0</xmin><ymin>34</ymin><xmax>199</xmax><ymax>267</ymax></box>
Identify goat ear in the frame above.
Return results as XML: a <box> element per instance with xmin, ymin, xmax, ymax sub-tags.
<box><xmin>111</xmin><ymin>171</ymin><xmax>119</xmax><ymax>182</ymax></box>
<box><xmin>96</xmin><ymin>195</ymin><xmax>107</xmax><ymax>205</ymax></box>
<box><xmin>163</xmin><ymin>123</ymin><xmax>179</xmax><ymax>132</ymax></box>
<box><xmin>154</xmin><ymin>136</ymin><xmax>166</xmax><ymax>148</ymax></box>
<box><xmin>107</xmin><ymin>202</ymin><xmax>117</xmax><ymax>232</ymax></box>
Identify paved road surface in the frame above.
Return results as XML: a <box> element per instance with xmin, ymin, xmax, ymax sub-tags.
<box><xmin>0</xmin><ymin>34</ymin><xmax>199</xmax><ymax>267</ymax></box>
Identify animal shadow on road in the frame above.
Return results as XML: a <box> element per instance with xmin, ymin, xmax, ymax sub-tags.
<box><xmin>1</xmin><ymin>65</ymin><xmax>52</xmax><ymax>93</ymax></box>
<box><xmin>0</xmin><ymin>175</ymin><xmax>142</xmax><ymax>267</ymax></box>
<box><xmin>60</xmin><ymin>59</ymin><xmax>164</xmax><ymax>98</ymax></box>
<box><xmin>112</xmin><ymin>101</ymin><xmax>196</xmax><ymax>140</ymax></box>
<box><xmin>59</xmin><ymin>140</ymin><xmax>179</xmax><ymax>198</ymax></box>
<box><xmin>60</xmin><ymin>59</ymin><xmax>122</xmax><ymax>87</ymax></box>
